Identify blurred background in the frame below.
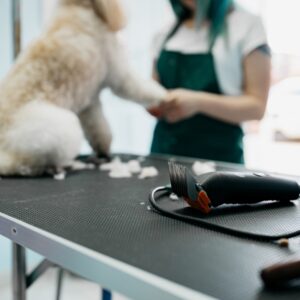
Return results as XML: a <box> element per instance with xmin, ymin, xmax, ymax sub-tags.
<box><xmin>1</xmin><ymin>0</ymin><xmax>300</xmax><ymax>298</ymax></box>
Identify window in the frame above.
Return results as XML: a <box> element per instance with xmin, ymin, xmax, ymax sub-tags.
<box><xmin>236</xmin><ymin>0</ymin><xmax>300</xmax><ymax>174</ymax></box>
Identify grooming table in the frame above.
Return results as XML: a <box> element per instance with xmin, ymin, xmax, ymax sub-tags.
<box><xmin>1</xmin><ymin>154</ymin><xmax>300</xmax><ymax>300</ymax></box>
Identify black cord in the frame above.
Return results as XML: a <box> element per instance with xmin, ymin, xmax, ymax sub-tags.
<box><xmin>149</xmin><ymin>186</ymin><xmax>300</xmax><ymax>243</ymax></box>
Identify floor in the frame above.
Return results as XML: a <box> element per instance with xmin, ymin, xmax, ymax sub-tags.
<box><xmin>0</xmin><ymin>268</ymin><xmax>128</xmax><ymax>300</ymax></box>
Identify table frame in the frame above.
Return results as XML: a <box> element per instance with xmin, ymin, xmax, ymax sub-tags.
<box><xmin>0</xmin><ymin>212</ymin><xmax>212</xmax><ymax>300</ymax></box>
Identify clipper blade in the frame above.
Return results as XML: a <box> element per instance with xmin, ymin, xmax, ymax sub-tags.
<box><xmin>168</xmin><ymin>162</ymin><xmax>199</xmax><ymax>201</ymax></box>
<box><xmin>168</xmin><ymin>162</ymin><xmax>188</xmax><ymax>197</ymax></box>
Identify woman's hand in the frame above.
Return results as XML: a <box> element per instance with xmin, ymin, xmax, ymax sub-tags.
<box><xmin>147</xmin><ymin>105</ymin><xmax>164</xmax><ymax>118</ymax></box>
<box><xmin>161</xmin><ymin>89</ymin><xmax>201</xmax><ymax>123</ymax></box>
<box><xmin>147</xmin><ymin>89</ymin><xmax>201</xmax><ymax>122</ymax></box>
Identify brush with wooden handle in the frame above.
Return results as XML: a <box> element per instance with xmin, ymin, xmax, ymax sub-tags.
<box><xmin>261</xmin><ymin>255</ymin><xmax>300</xmax><ymax>288</ymax></box>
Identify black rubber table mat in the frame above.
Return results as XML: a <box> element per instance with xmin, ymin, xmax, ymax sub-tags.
<box><xmin>1</xmin><ymin>154</ymin><xmax>300</xmax><ymax>300</ymax></box>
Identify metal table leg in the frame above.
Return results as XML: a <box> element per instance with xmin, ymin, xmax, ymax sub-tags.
<box><xmin>12</xmin><ymin>243</ymin><xmax>110</xmax><ymax>300</ymax></box>
<box><xmin>101</xmin><ymin>288</ymin><xmax>112</xmax><ymax>300</ymax></box>
<box><xmin>56</xmin><ymin>269</ymin><xmax>64</xmax><ymax>300</ymax></box>
<box><xmin>12</xmin><ymin>0</ymin><xmax>21</xmax><ymax>58</ymax></box>
<box><xmin>11</xmin><ymin>3</ymin><xmax>24</xmax><ymax>298</ymax></box>
<box><xmin>12</xmin><ymin>243</ymin><xmax>27</xmax><ymax>300</ymax></box>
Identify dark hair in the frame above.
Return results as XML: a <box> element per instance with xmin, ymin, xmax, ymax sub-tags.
<box><xmin>169</xmin><ymin>0</ymin><xmax>233</xmax><ymax>47</ymax></box>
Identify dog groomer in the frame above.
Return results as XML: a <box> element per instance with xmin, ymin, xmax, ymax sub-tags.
<box><xmin>149</xmin><ymin>0</ymin><xmax>271</xmax><ymax>163</ymax></box>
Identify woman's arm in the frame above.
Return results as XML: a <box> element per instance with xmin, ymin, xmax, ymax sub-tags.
<box><xmin>160</xmin><ymin>49</ymin><xmax>271</xmax><ymax>124</ymax></box>
<box><xmin>152</xmin><ymin>61</ymin><xmax>160</xmax><ymax>82</ymax></box>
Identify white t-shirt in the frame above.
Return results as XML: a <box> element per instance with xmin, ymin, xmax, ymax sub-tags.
<box><xmin>152</xmin><ymin>8</ymin><xmax>268</xmax><ymax>96</ymax></box>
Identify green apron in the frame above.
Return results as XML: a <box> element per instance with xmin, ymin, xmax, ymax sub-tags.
<box><xmin>151</xmin><ymin>38</ymin><xmax>244</xmax><ymax>164</ymax></box>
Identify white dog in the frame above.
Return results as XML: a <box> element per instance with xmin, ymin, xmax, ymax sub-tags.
<box><xmin>0</xmin><ymin>0</ymin><xmax>166</xmax><ymax>176</ymax></box>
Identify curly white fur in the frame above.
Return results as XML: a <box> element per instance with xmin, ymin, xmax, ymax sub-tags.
<box><xmin>0</xmin><ymin>0</ymin><xmax>166</xmax><ymax>176</ymax></box>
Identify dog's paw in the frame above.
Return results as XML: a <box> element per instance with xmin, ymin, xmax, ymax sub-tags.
<box><xmin>75</xmin><ymin>154</ymin><xmax>111</xmax><ymax>167</ymax></box>
<box><xmin>88</xmin><ymin>154</ymin><xmax>111</xmax><ymax>166</ymax></box>
<box><xmin>149</xmin><ymin>81</ymin><xmax>168</xmax><ymax>103</ymax></box>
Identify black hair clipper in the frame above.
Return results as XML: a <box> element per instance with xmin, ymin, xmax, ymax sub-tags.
<box><xmin>168</xmin><ymin>162</ymin><xmax>300</xmax><ymax>214</ymax></box>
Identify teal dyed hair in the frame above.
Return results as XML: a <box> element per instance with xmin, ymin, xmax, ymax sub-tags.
<box><xmin>169</xmin><ymin>0</ymin><xmax>233</xmax><ymax>47</ymax></box>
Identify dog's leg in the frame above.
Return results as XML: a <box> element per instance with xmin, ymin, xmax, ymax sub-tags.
<box><xmin>112</xmin><ymin>73</ymin><xmax>166</xmax><ymax>107</ymax></box>
<box><xmin>107</xmin><ymin>40</ymin><xmax>167</xmax><ymax>107</ymax></box>
<box><xmin>79</xmin><ymin>98</ymin><xmax>112</xmax><ymax>159</ymax></box>
<box><xmin>109</xmin><ymin>69</ymin><xmax>166</xmax><ymax>107</ymax></box>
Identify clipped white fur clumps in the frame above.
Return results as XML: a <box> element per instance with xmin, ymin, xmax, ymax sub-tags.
<box><xmin>192</xmin><ymin>161</ymin><xmax>216</xmax><ymax>176</ymax></box>
<box><xmin>100</xmin><ymin>157</ymin><xmax>158</xmax><ymax>179</ymax></box>
<box><xmin>99</xmin><ymin>157</ymin><xmax>122</xmax><ymax>171</ymax></box>
<box><xmin>100</xmin><ymin>157</ymin><xmax>132</xmax><ymax>178</ymax></box>
<box><xmin>127</xmin><ymin>160</ymin><xmax>142</xmax><ymax>173</ymax></box>
<box><xmin>169</xmin><ymin>193</ymin><xmax>179</xmax><ymax>201</ymax></box>
<box><xmin>71</xmin><ymin>161</ymin><xmax>96</xmax><ymax>171</ymax></box>
<box><xmin>138</xmin><ymin>167</ymin><xmax>159</xmax><ymax>179</ymax></box>
<box><xmin>54</xmin><ymin>172</ymin><xmax>66</xmax><ymax>181</ymax></box>
<box><xmin>52</xmin><ymin>161</ymin><xmax>95</xmax><ymax>180</ymax></box>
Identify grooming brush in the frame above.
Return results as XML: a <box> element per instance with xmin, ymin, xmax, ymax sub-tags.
<box><xmin>168</xmin><ymin>162</ymin><xmax>300</xmax><ymax>214</ymax></box>
<box><xmin>261</xmin><ymin>255</ymin><xmax>300</xmax><ymax>288</ymax></box>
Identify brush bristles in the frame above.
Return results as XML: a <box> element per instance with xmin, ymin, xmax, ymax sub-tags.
<box><xmin>168</xmin><ymin>162</ymin><xmax>188</xmax><ymax>197</ymax></box>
